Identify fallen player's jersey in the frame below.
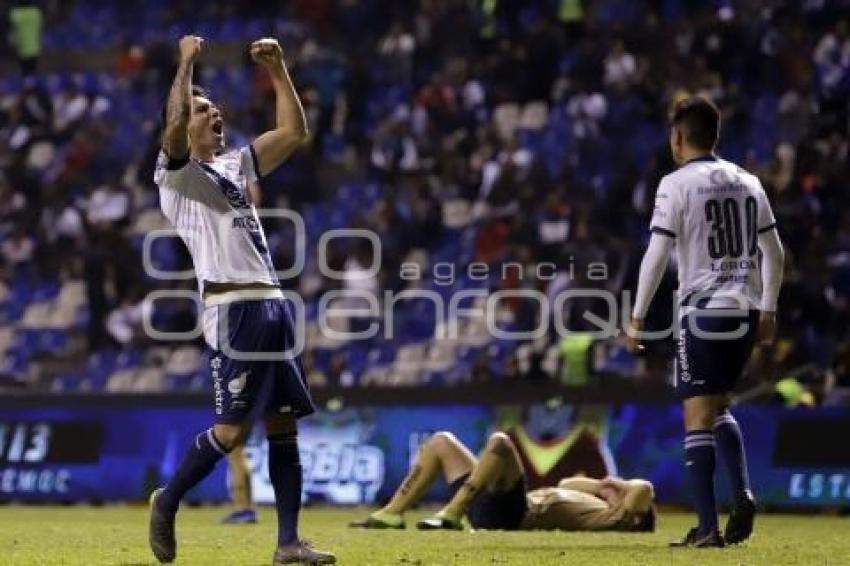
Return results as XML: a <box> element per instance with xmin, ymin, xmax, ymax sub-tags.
<box><xmin>154</xmin><ymin>147</ymin><xmax>277</xmax><ymax>295</ymax></box>
<box><xmin>522</xmin><ymin>479</ymin><xmax>652</xmax><ymax>531</ymax></box>
<box><xmin>523</xmin><ymin>486</ymin><xmax>621</xmax><ymax>531</ymax></box>
<box><xmin>650</xmin><ymin>156</ymin><xmax>776</xmax><ymax>311</ymax></box>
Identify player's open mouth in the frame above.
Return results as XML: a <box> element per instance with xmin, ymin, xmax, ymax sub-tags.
<box><xmin>212</xmin><ymin>120</ymin><xmax>223</xmax><ymax>135</ymax></box>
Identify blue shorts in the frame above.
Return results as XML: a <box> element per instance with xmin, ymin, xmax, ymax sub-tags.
<box><xmin>675</xmin><ymin>309</ymin><xmax>759</xmax><ymax>399</ymax></box>
<box><xmin>204</xmin><ymin>298</ymin><xmax>315</xmax><ymax>424</ymax></box>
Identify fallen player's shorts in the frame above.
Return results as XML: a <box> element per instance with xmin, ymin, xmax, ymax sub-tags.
<box><xmin>203</xmin><ymin>297</ymin><xmax>315</xmax><ymax>423</ymax></box>
<box><xmin>675</xmin><ymin>308</ymin><xmax>759</xmax><ymax>399</ymax></box>
<box><xmin>450</xmin><ymin>474</ymin><xmax>528</xmax><ymax>530</ymax></box>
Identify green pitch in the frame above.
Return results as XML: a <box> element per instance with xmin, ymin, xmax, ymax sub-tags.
<box><xmin>0</xmin><ymin>506</ymin><xmax>846</xmax><ymax>565</ymax></box>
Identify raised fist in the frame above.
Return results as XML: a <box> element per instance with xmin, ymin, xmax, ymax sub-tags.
<box><xmin>250</xmin><ymin>38</ymin><xmax>283</xmax><ymax>68</ymax></box>
<box><xmin>178</xmin><ymin>35</ymin><xmax>203</xmax><ymax>64</ymax></box>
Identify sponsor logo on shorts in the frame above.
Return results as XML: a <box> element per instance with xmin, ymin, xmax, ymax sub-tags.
<box><xmin>228</xmin><ymin>371</ymin><xmax>248</xmax><ymax>395</ymax></box>
<box><xmin>677</xmin><ymin>335</ymin><xmax>691</xmax><ymax>383</ymax></box>
<box><xmin>211</xmin><ymin>356</ymin><xmax>224</xmax><ymax>415</ymax></box>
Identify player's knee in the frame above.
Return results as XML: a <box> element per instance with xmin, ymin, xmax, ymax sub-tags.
<box><xmin>485</xmin><ymin>432</ymin><xmax>513</xmax><ymax>456</ymax></box>
<box><xmin>427</xmin><ymin>431</ymin><xmax>457</xmax><ymax>452</ymax></box>
<box><xmin>213</xmin><ymin>423</ymin><xmax>251</xmax><ymax>452</ymax></box>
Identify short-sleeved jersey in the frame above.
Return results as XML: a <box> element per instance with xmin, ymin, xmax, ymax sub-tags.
<box><xmin>154</xmin><ymin>146</ymin><xmax>278</xmax><ymax>295</ymax></box>
<box><xmin>650</xmin><ymin>156</ymin><xmax>777</xmax><ymax>311</ymax></box>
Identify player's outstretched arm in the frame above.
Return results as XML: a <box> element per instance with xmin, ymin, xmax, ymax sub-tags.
<box><xmin>250</xmin><ymin>38</ymin><xmax>309</xmax><ymax>177</ymax></box>
<box><xmin>627</xmin><ymin>233</ymin><xmax>674</xmax><ymax>352</ymax></box>
<box><xmin>162</xmin><ymin>35</ymin><xmax>203</xmax><ymax>159</ymax></box>
<box><xmin>756</xmin><ymin>227</ymin><xmax>785</xmax><ymax>345</ymax></box>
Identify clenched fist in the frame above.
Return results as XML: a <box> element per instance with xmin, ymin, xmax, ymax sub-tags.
<box><xmin>250</xmin><ymin>38</ymin><xmax>284</xmax><ymax>69</ymax></box>
<box><xmin>179</xmin><ymin>35</ymin><xmax>203</xmax><ymax>64</ymax></box>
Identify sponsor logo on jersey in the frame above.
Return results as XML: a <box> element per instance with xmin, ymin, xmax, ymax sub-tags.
<box><xmin>232</xmin><ymin>216</ymin><xmax>260</xmax><ymax>231</ymax></box>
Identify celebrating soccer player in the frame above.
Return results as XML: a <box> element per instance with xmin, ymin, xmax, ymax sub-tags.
<box><xmin>350</xmin><ymin>431</ymin><xmax>656</xmax><ymax>533</ymax></box>
<box><xmin>627</xmin><ymin>96</ymin><xmax>785</xmax><ymax>547</ymax></box>
<box><xmin>148</xmin><ymin>35</ymin><xmax>335</xmax><ymax>564</ymax></box>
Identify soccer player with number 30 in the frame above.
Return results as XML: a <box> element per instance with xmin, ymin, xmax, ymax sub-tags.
<box><xmin>628</xmin><ymin>96</ymin><xmax>785</xmax><ymax>548</ymax></box>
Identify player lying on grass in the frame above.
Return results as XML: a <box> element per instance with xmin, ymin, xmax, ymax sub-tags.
<box><xmin>350</xmin><ymin>431</ymin><xmax>655</xmax><ymax>532</ymax></box>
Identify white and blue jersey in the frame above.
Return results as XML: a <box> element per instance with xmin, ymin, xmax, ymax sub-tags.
<box><xmin>154</xmin><ymin>146</ymin><xmax>278</xmax><ymax>296</ymax></box>
<box><xmin>154</xmin><ymin>147</ymin><xmax>313</xmax><ymax>421</ymax></box>
<box><xmin>650</xmin><ymin>156</ymin><xmax>777</xmax><ymax>312</ymax></box>
<box><xmin>650</xmin><ymin>155</ymin><xmax>776</xmax><ymax>398</ymax></box>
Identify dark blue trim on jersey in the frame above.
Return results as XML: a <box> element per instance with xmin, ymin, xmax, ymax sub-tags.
<box><xmin>682</xmin><ymin>154</ymin><xmax>718</xmax><ymax>166</ymax></box>
<box><xmin>249</xmin><ymin>144</ymin><xmax>262</xmax><ymax>181</ymax></box>
<box><xmin>758</xmin><ymin>223</ymin><xmax>777</xmax><ymax>234</ymax></box>
<box><xmin>196</xmin><ymin>159</ymin><xmax>279</xmax><ymax>284</ymax></box>
<box><xmin>165</xmin><ymin>151</ymin><xmax>190</xmax><ymax>170</ymax></box>
<box><xmin>651</xmin><ymin>226</ymin><xmax>676</xmax><ymax>238</ymax></box>
<box><xmin>197</xmin><ymin>161</ymin><xmax>251</xmax><ymax>210</ymax></box>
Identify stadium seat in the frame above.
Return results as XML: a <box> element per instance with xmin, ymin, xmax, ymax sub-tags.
<box><xmin>165</xmin><ymin>346</ymin><xmax>202</xmax><ymax>377</ymax></box>
<box><xmin>423</xmin><ymin>340</ymin><xmax>458</xmax><ymax>372</ymax></box>
<box><xmin>105</xmin><ymin>368</ymin><xmax>137</xmax><ymax>392</ymax></box>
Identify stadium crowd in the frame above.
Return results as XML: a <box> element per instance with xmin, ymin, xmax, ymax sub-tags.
<box><xmin>0</xmin><ymin>0</ymin><xmax>849</xmax><ymax>403</ymax></box>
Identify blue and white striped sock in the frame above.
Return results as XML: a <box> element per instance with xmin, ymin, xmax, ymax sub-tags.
<box><xmin>685</xmin><ymin>429</ymin><xmax>719</xmax><ymax>535</ymax></box>
<box><xmin>714</xmin><ymin>411</ymin><xmax>752</xmax><ymax>500</ymax></box>
<box><xmin>159</xmin><ymin>428</ymin><xmax>229</xmax><ymax>514</ymax></box>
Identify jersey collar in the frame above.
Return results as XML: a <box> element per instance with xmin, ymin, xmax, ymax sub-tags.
<box><xmin>682</xmin><ymin>154</ymin><xmax>718</xmax><ymax>166</ymax></box>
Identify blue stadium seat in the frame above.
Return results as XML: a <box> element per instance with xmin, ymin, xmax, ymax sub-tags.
<box><xmin>85</xmin><ymin>349</ymin><xmax>119</xmax><ymax>381</ymax></box>
<box><xmin>114</xmin><ymin>349</ymin><xmax>145</xmax><ymax>371</ymax></box>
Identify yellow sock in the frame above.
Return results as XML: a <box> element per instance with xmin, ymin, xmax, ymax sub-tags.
<box><xmin>383</xmin><ymin>454</ymin><xmax>440</xmax><ymax>515</ymax></box>
<box><xmin>228</xmin><ymin>447</ymin><xmax>252</xmax><ymax>510</ymax></box>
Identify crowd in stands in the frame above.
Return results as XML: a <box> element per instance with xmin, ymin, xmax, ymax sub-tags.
<box><xmin>0</xmin><ymin>0</ymin><xmax>849</xmax><ymax>404</ymax></box>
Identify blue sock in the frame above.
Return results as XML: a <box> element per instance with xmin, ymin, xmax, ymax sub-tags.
<box><xmin>268</xmin><ymin>433</ymin><xmax>302</xmax><ymax>546</ymax></box>
<box><xmin>159</xmin><ymin>428</ymin><xmax>228</xmax><ymax>514</ymax></box>
<box><xmin>714</xmin><ymin>411</ymin><xmax>752</xmax><ymax>500</ymax></box>
<box><xmin>685</xmin><ymin>430</ymin><xmax>718</xmax><ymax>535</ymax></box>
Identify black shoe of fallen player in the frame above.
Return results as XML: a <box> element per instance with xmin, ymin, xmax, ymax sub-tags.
<box><xmin>148</xmin><ymin>488</ymin><xmax>176</xmax><ymax>563</ymax></box>
<box><xmin>273</xmin><ymin>539</ymin><xmax>336</xmax><ymax>564</ymax></box>
<box><xmin>349</xmin><ymin>515</ymin><xmax>406</xmax><ymax>529</ymax></box>
<box><xmin>669</xmin><ymin>527</ymin><xmax>726</xmax><ymax>548</ymax></box>
<box><xmin>725</xmin><ymin>494</ymin><xmax>756</xmax><ymax>544</ymax></box>
<box><xmin>416</xmin><ymin>515</ymin><xmax>463</xmax><ymax>531</ymax></box>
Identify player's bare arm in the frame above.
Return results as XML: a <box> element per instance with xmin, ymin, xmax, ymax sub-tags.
<box><xmin>163</xmin><ymin>35</ymin><xmax>203</xmax><ymax>159</ymax></box>
<box><xmin>250</xmin><ymin>38</ymin><xmax>309</xmax><ymax>177</ymax></box>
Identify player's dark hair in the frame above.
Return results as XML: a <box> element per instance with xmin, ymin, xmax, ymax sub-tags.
<box><xmin>670</xmin><ymin>96</ymin><xmax>720</xmax><ymax>151</ymax></box>
<box><xmin>632</xmin><ymin>505</ymin><xmax>656</xmax><ymax>532</ymax></box>
<box><xmin>159</xmin><ymin>85</ymin><xmax>211</xmax><ymax>127</ymax></box>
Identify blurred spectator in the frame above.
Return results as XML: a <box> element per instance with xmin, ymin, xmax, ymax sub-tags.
<box><xmin>8</xmin><ymin>0</ymin><xmax>42</xmax><ymax>76</ymax></box>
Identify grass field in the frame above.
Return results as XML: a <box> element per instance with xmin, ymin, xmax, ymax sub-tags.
<box><xmin>0</xmin><ymin>505</ymin><xmax>847</xmax><ymax>565</ymax></box>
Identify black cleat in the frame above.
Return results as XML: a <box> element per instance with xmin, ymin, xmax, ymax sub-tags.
<box><xmin>416</xmin><ymin>515</ymin><xmax>463</xmax><ymax>531</ymax></box>
<box><xmin>725</xmin><ymin>494</ymin><xmax>756</xmax><ymax>544</ymax></box>
<box><xmin>349</xmin><ymin>515</ymin><xmax>406</xmax><ymax>529</ymax></box>
<box><xmin>148</xmin><ymin>488</ymin><xmax>176</xmax><ymax>563</ymax></box>
<box><xmin>273</xmin><ymin>539</ymin><xmax>336</xmax><ymax>564</ymax></box>
<box><xmin>669</xmin><ymin>527</ymin><xmax>725</xmax><ymax>548</ymax></box>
